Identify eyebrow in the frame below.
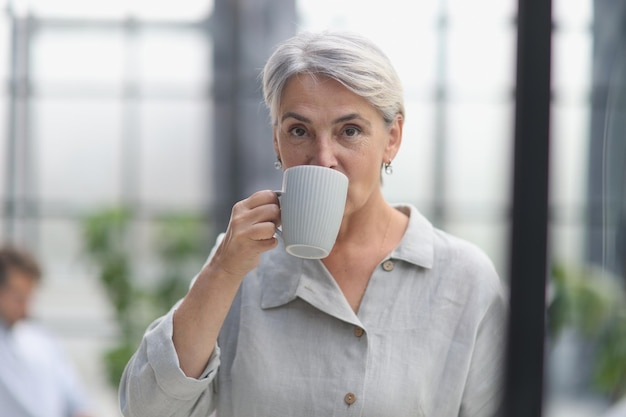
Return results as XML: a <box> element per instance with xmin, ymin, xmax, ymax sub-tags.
<box><xmin>280</xmin><ymin>112</ymin><xmax>371</xmax><ymax>127</ymax></box>
<box><xmin>281</xmin><ymin>112</ymin><xmax>311</xmax><ymax>123</ymax></box>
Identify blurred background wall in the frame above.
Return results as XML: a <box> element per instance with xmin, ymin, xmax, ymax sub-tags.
<box><xmin>0</xmin><ymin>0</ymin><xmax>623</xmax><ymax>416</ymax></box>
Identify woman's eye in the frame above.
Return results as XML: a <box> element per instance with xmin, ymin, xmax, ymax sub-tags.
<box><xmin>289</xmin><ymin>126</ymin><xmax>307</xmax><ymax>137</ymax></box>
<box><xmin>343</xmin><ymin>126</ymin><xmax>361</xmax><ymax>137</ymax></box>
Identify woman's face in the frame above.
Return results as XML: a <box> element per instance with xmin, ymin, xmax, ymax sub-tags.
<box><xmin>274</xmin><ymin>73</ymin><xmax>403</xmax><ymax>217</ymax></box>
<box><xmin>0</xmin><ymin>269</ymin><xmax>37</xmax><ymax>327</ymax></box>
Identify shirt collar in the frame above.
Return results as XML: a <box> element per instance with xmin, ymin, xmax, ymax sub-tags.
<box><xmin>259</xmin><ymin>204</ymin><xmax>435</xmax><ymax>312</ymax></box>
<box><xmin>259</xmin><ymin>247</ymin><xmax>302</xmax><ymax>310</ymax></box>
<box><xmin>388</xmin><ymin>204</ymin><xmax>435</xmax><ymax>269</ymax></box>
<box><xmin>259</xmin><ymin>249</ymin><xmax>361</xmax><ymax>325</ymax></box>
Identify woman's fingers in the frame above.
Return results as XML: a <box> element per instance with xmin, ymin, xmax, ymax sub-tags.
<box><xmin>229</xmin><ymin>191</ymin><xmax>280</xmax><ymax>236</ymax></box>
<box><xmin>210</xmin><ymin>190</ymin><xmax>281</xmax><ymax>277</ymax></box>
<box><xmin>247</xmin><ymin>221</ymin><xmax>279</xmax><ymax>242</ymax></box>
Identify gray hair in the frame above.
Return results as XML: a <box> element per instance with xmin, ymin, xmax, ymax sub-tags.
<box><xmin>262</xmin><ymin>30</ymin><xmax>405</xmax><ymax>126</ymax></box>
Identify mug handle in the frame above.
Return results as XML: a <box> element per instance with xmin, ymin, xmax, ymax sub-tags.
<box><xmin>273</xmin><ymin>190</ymin><xmax>283</xmax><ymax>239</ymax></box>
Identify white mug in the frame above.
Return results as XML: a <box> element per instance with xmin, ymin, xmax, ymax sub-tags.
<box><xmin>276</xmin><ymin>165</ymin><xmax>349</xmax><ymax>259</ymax></box>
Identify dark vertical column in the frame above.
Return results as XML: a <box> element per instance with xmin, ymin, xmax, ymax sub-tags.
<box><xmin>211</xmin><ymin>0</ymin><xmax>240</xmax><ymax>232</ymax></box>
<box><xmin>502</xmin><ymin>0</ymin><xmax>552</xmax><ymax>416</ymax></box>
<box><xmin>211</xmin><ymin>0</ymin><xmax>296</xmax><ymax>232</ymax></box>
<box><xmin>4</xmin><ymin>10</ymin><xmax>33</xmax><ymax>243</ymax></box>
<box><xmin>4</xmin><ymin>7</ymin><xmax>19</xmax><ymax>239</ymax></box>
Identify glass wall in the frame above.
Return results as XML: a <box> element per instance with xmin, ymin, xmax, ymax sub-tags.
<box><xmin>0</xmin><ymin>1</ymin><xmax>214</xmax><ymax>414</ymax></box>
<box><xmin>1</xmin><ymin>0</ymin><xmax>622</xmax><ymax>415</ymax></box>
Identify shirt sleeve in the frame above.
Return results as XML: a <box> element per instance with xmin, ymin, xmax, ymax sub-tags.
<box><xmin>119</xmin><ymin>308</ymin><xmax>220</xmax><ymax>417</ymax></box>
<box><xmin>460</xmin><ymin>280</ymin><xmax>508</xmax><ymax>417</ymax></box>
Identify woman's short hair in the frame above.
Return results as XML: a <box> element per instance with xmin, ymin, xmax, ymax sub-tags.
<box><xmin>262</xmin><ymin>30</ymin><xmax>405</xmax><ymax>127</ymax></box>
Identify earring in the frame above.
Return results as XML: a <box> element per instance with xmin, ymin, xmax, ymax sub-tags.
<box><xmin>384</xmin><ymin>161</ymin><xmax>393</xmax><ymax>175</ymax></box>
<box><xmin>274</xmin><ymin>159</ymin><xmax>282</xmax><ymax>170</ymax></box>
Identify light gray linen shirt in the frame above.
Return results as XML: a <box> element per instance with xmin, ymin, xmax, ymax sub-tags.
<box><xmin>120</xmin><ymin>205</ymin><xmax>508</xmax><ymax>417</ymax></box>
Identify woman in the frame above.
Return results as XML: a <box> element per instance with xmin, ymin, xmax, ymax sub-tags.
<box><xmin>120</xmin><ymin>30</ymin><xmax>507</xmax><ymax>417</ymax></box>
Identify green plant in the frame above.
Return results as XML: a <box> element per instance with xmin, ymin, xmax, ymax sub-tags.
<box><xmin>82</xmin><ymin>207</ymin><xmax>207</xmax><ymax>388</ymax></box>
<box><xmin>548</xmin><ymin>263</ymin><xmax>626</xmax><ymax>400</ymax></box>
<box><xmin>152</xmin><ymin>212</ymin><xmax>208</xmax><ymax>311</ymax></box>
<box><xmin>82</xmin><ymin>207</ymin><xmax>136</xmax><ymax>343</ymax></box>
<box><xmin>595</xmin><ymin>310</ymin><xmax>626</xmax><ymax>400</ymax></box>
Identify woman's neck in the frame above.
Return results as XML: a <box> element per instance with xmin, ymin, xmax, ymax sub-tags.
<box><xmin>330</xmin><ymin>199</ymin><xmax>408</xmax><ymax>259</ymax></box>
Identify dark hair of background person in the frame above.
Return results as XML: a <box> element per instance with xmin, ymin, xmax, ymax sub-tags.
<box><xmin>0</xmin><ymin>246</ymin><xmax>42</xmax><ymax>287</ymax></box>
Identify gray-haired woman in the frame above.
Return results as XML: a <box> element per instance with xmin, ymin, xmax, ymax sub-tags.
<box><xmin>120</xmin><ymin>30</ymin><xmax>507</xmax><ymax>417</ymax></box>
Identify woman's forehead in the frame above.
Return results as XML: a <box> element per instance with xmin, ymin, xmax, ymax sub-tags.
<box><xmin>280</xmin><ymin>75</ymin><xmax>368</xmax><ymax>109</ymax></box>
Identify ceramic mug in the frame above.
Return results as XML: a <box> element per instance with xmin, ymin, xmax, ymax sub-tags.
<box><xmin>275</xmin><ymin>165</ymin><xmax>348</xmax><ymax>259</ymax></box>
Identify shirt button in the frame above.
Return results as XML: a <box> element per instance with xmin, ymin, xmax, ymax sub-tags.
<box><xmin>382</xmin><ymin>259</ymin><xmax>394</xmax><ymax>271</ymax></box>
<box><xmin>353</xmin><ymin>326</ymin><xmax>364</xmax><ymax>337</ymax></box>
<box><xmin>344</xmin><ymin>392</ymin><xmax>357</xmax><ymax>405</ymax></box>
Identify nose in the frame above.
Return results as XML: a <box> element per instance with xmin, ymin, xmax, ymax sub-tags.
<box><xmin>310</xmin><ymin>134</ymin><xmax>338</xmax><ymax>168</ymax></box>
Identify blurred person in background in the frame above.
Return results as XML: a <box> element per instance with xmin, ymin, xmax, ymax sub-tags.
<box><xmin>120</xmin><ymin>30</ymin><xmax>507</xmax><ymax>417</ymax></box>
<box><xmin>0</xmin><ymin>244</ymin><xmax>94</xmax><ymax>417</ymax></box>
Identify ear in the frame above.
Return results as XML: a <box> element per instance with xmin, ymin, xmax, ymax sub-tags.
<box><xmin>383</xmin><ymin>114</ymin><xmax>403</xmax><ymax>163</ymax></box>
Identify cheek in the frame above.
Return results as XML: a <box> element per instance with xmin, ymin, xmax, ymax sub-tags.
<box><xmin>343</xmin><ymin>166</ymin><xmax>381</xmax><ymax>209</ymax></box>
<box><xmin>0</xmin><ymin>290</ymin><xmax>29</xmax><ymax>312</ymax></box>
<box><xmin>347</xmin><ymin>156</ymin><xmax>382</xmax><ymax>186</ymax></box>
<box><xmin>0</xmin><ymin>292</ymin><xmax>9</xmax><ymax>307</ymax></box>
<box><xmin>275</xmin><ymin>141</ymin><xmax>307</xmax><ymax>164</ymax></box>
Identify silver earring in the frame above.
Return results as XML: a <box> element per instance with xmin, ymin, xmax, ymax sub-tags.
<box><xmin>274</xmin><ymin>159</ymin><xmax>282</xmax><ymax>170</ymax></box>
<box><xmin>384</xmin><ymin>161</ymin><xmax>393</xmax><ymax>175</ymax></box>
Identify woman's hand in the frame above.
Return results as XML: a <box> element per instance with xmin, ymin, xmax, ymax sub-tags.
<box><xmin>209</xmin><ymin>190</ymin><xmax>281</xmax><ymax>280</ymax></box>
